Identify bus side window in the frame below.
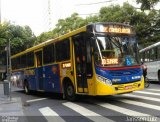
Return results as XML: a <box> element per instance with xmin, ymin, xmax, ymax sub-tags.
<box><xmin>27</xmin><ymin>52</ymin><xmax>34</xmax><ymax>67</ymax></box>
<box><xmin>86</xmin><ymin>37</ymin><xmax>93</xmax><ymax>77</ymax></box>
<box><xmin>36</xmin><ymin>51</ymin><xmax>42</xmax><ymax>67</ymax></box>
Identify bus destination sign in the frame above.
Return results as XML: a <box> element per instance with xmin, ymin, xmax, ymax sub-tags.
<box><xmin>95</xmin><ymin>24</ymin><xmax>131</xmax><ymax>34</ymax></box>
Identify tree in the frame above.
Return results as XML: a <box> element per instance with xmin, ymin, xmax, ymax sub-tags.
<box><xmin>36</xmin><ymin>13</ymin><xmax>87</xmax><ymax>44</ymax></box>
<box><xmin>35</xmin><ymin>31</ymin><xmax>54</xmax><ymax>45</ymax></box>
<box><xmin>9</xmin><ymin>25</ymin><xmax>36</xmax><ymax>54</ymax></box>
<box><xmin>35</xmin><ymin>3</ymin><xmax>159</xmax><ymax>48</ymax></box>
<box><xmin>98</xmin><ymin>3</ymin><xmax>160</xmax><ymax>47</ymax></box>
<box><xmin>0</xmin><ymin>22</ymin><xmax>10</xmax><ymax>53</ymax></box>
<box><xmin>86</xmin><ymin>15</ymin><xmax>100</xmax><ymax>24</ymax></box>
<box><xmin>142</xmin><ymin>10</ymin><xmax>160</xmax><ymax>46</ymax></box>
<box><xmin>136</xmin><ymin>0</ymin><xmax>160</xmax><ymax>10</ymax></box>
<box><xmin>0</xmin><ymin>21</ymin><xmax>35</xmax><ymax>55</ymax></box>
<box><xmin>55</xmin><ymin>13</ymin><xmax>86</xmax><ymax>35</ymax></box>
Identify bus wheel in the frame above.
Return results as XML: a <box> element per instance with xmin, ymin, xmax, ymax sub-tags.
<box><xmin>64</xmin><ymin>81</ymin><xmax>76</xmax><ymax>101</ymax></box>
<box><xmin>24</xmin><ymin>81</ymin><xmax>30</xmax><ymax>94</ymax></box>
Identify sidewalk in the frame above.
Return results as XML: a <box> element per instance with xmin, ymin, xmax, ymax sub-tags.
<box><xmin>0</xmin><ymin>82</ymin><xmax>27</xmax><ymax>122</ymax></box>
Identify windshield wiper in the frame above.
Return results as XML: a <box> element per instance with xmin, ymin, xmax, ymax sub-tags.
<box><xmin>107</xmin><ymin>36</ymin><xmax>122</xmax><ymax>48</ymax></box>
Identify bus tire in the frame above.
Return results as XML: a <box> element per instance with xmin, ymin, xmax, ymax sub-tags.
<box><xmin>24</xmin><ymin>80</ymin><xmax>30</xmax><ymax>94</ymax></box>
<box><xmin>64</xmin><ymin>81</ymin><xmax>76</xmax><ymax>101</ymax></box>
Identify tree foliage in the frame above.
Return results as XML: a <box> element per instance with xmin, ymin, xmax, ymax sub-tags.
<box><xmin>100</xmin><ymin>3</ymin><xmax>160</xmax><ymax>46</ymax></box>
<box><xmin>36</xmin><ymin>13</ymin><xmax>87</xmax><ymax>44</ymax></box>
<box><xmin>35</xmin><ymin>31</ymin><xmax>54</xmax><ymax>45</ymax></box>
<box><xmin>36</xmin><ymin>3</ymin><xmax>159</xmax><ymax>48</ymax></box>
<box><xmin>1</xmin><ymin>2</ymin><xmax>159</xmax><ymax>57</ymax></box>
<box><xmin>0</xmin><ymin>22</ymin><xmax>35</xmax><ymax>55</ymax></box>
<box><xmin>136</xmin><ymin>0</ymin><xmax>160</xmax><ymax>10</ymax></box>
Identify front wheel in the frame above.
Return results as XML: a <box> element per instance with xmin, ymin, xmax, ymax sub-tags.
<box><xmin>64</xmin><ymin>81</ymin><xmax>76</xmax><ymax>101</ymax></box>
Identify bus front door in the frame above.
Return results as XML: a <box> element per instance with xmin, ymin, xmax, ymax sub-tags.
<box><xmin>35</xmin><ymin>50</ymin><xmax>44</xmax><ymax>90</ymax></box>
<box><xmin>73</xmin><ymin>35</ymin><xmax>88</xmax><ymax>93</ymax></box>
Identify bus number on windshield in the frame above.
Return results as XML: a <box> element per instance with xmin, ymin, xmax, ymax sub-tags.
<box><xmin>102</xmin><ymin>58</ymin><xmax>119</xmax><ymax>65</ymax></box>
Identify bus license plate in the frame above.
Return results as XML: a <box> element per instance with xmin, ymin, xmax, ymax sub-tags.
<box><xmin>125</xmin><ymin>85</ymin><xmax>132</xmax><ymax>90</ymax></box>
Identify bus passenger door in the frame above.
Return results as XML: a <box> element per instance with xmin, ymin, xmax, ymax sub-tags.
<box><xmin>35</xmin><ymin>50</ymin><xmax>44</xmax><ymax>90</ymax></box>
<box><xmin>73</xmin><ymin>34</ymin><xmax>89</xmax><ymax>93</ymax></box>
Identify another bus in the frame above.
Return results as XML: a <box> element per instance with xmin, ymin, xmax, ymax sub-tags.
<box><xmin>139</xmin><ymin>41</ymin><xmax>160</xmax><ymax>82</ymax></box>
<box><xmin>11</xmin><ymin>22</ymin><xmax>144</xmax><ymax>101</ymax></box>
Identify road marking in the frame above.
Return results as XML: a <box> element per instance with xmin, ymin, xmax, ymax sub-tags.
<box><xmin>119</xmin><ymin>99</ymin><xmax>160</xmax><ymax>111</ymax></box>
<box><xmin>63</xmin><ymin>102</ymin><xmax>115</xmax><ymax>122</ymax></box>
<box><xmin>39</xmin><ymin>107</ymin><xmax>65</xmax><ymax>122</ymax></box>
<box><xmin>26</xmin><ymin>98</ymin><xmax>47</xmax><ymax>103</ymax></box>
<box><xmin>39</xmin><ymin>107</ymin><xmax>59</xmax><ymax>116</ymax></box>
<box><xmin>146</xmin><ymin>89</ymin><xmax>160</xmax><ymax>92</ymax></box>
<box><xmin>97</xmin><ymin>102</ymin><xmax>150</xmax><ymax>116</ymax></box>
<box><xmin>122</xmin><ymin>94</ymin><xmax>160</xmax><ymax>103</ymax></box>
<box><xmin>97</xmin><ymin>102</ymin><xmax>160</xmax><ymax>121</ymax></box>
<box><xmin>134</xmin><ymin>91</ymin><xmax>160</xmax><ymax>96</ymax></box>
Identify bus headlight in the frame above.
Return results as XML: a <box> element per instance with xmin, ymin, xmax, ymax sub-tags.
<box><xmin>97</xmin><ymin>75</ymin><xmax>112</xmax><ymax>86</ymax></box>
<box><xmin>131</xmin><ymin>75</ymin><xmax>142</xmax><ymax>82</ymax></box>
<box><xmin>131</xmin><ymin>76</ymin><xmax>141</xmax><ymax>80</ymax></box>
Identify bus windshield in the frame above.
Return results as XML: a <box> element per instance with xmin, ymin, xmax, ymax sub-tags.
<box><xmin>94</xmin><ymin>35</ymin><xmax>140</xmax><ymax>67</ymax></box>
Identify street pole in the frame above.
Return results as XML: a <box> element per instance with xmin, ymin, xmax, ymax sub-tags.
<box><xmin>8</xmin><ymin>38</ymin><xmax>11</xmax><ymax>101</ymax></box>
<box><xmin>6</xmin><ymin>38</ymin><xmax>11</xmax><ymax>100</ymax></box>
<box><xmin>6</xmin><ymin>45</ymin><xmax>8</xmax><ymax>80</ymax></box>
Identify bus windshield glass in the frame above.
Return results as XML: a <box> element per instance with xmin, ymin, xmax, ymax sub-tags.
<box><xmin>94</xmin><ymin>35</ymin><xmax>140</xmax><ymax>67</ymax></box>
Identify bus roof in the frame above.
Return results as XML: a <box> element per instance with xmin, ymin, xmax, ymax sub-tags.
<box><xmin>139</xmin><ymin>41</ymin><xmax>160</xmax><ymax>53</ymax></box>
<box><xmin>11</xmin><ymin>22</ymin><xmax>134</xmax><ymax>58</ymax></box>
<box><xmin>11</xmin><ymin>25</ymin><xmax>87</xmax><ymax>58</ymax></box>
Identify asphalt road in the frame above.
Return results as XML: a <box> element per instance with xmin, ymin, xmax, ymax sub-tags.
<box><xmin>12</xmin><ymin>81</ymin><xmax>160</xmax><ymax>122</ymax></box>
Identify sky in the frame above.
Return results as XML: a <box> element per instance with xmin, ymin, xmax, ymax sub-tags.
<box><xmin>0</xmin><ymin>0</ymin><xmax>147</xmax><ymax>36</ymax></box>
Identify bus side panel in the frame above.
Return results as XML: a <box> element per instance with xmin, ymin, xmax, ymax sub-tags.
<box><xmin>27</xmin><ymin>75</ymin><xmax>37</xmax><ymax>90</ymax></box>
<box><xmin>25</xmin><ymin>68</ymin><xmax>37</xmax><ymax>90</ymax></box>
<box><xmin>44</xmin><ymin>64</ymin><xmax>61</xmax><ymax>93</ymax></box>
<box><xmin>35</xmin><ymin>67</ymin><xmax>43</xmax><ymax>90</ymax></box>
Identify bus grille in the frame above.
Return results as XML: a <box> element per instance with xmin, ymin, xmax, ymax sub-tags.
<box><xmin>109</xmin><ymin>69</ymin><xmax>140</xmax><ymax>76</ymax></box>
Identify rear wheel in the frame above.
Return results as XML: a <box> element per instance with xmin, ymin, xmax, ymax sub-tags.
<box><xmin>64</xmin><ymin>81</ymin><xmax>76</xmax><ymax>101</ymax></box>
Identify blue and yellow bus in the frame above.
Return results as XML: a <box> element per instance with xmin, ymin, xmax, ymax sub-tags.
<box><xmin>11</xmin><ymin>22</ymin><xmax>144</xmax><ymax>101</ymax></box>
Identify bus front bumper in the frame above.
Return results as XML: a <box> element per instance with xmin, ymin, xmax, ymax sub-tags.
<box><xmin>96</xmin><ymin>80</ymin><xmax>144</xmax><ymax>96</ymax></box>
